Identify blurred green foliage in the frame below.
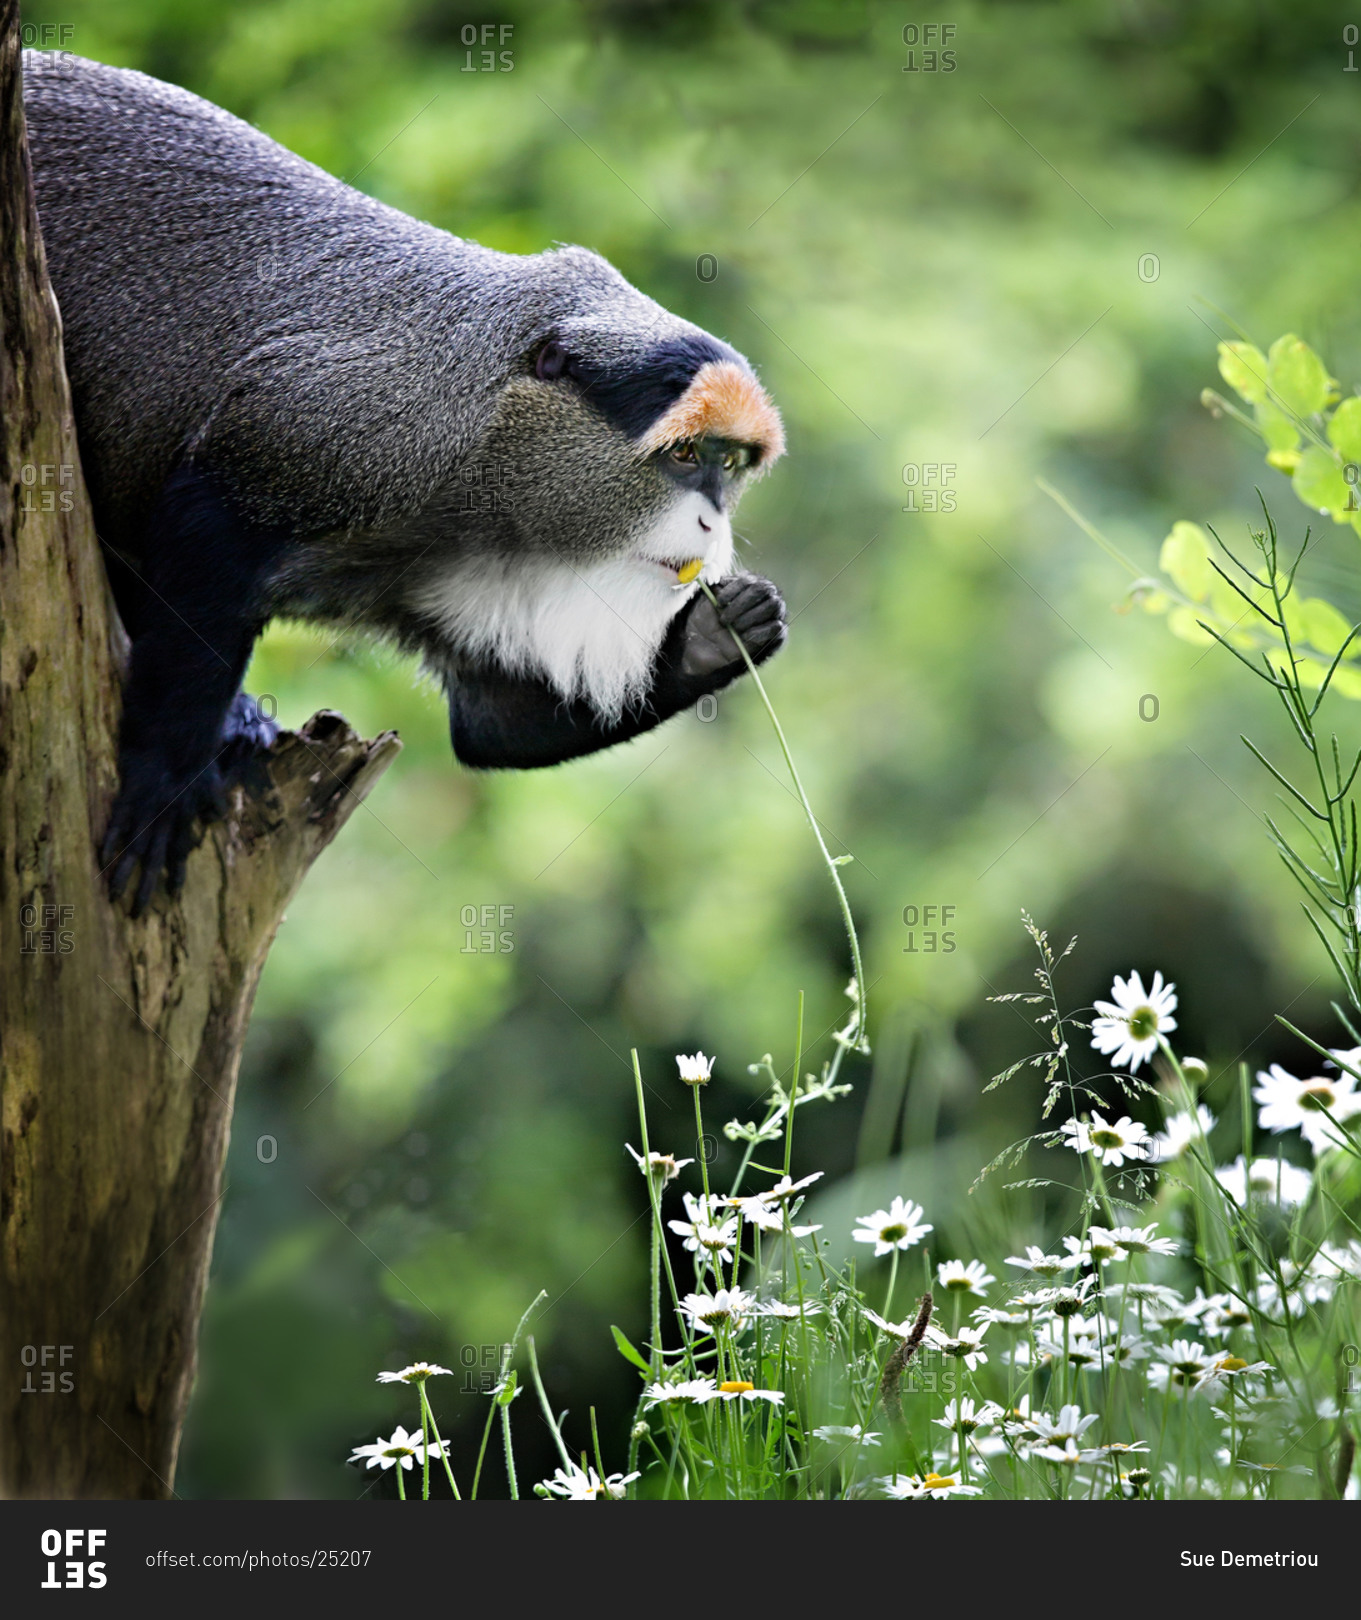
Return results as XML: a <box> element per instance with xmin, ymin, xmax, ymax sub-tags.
<box><xmin>23</xmin><ymin>0</ymin><xmax>1361</xmax><ymax>1495</ymax></box>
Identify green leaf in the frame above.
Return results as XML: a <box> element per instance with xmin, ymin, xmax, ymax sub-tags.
<box><xmin>1266</xmin><ymin>333</ymin><xmax>1332</xmax><ymax>417</ymax></box>
<box><xmin>1291</xmin><ymin>446</ymin><xmax>1351</xmax><ymax>521</ymax></box>
<box><xmin>1217</xmin><ymin>340</ymin><xmax>1269</xmax><ymax>404</ymax></box>
<box><xmin>1159</xmin><ymin>520</ymin><xmax>1214</xmax><ymax>600</ymax></box>
<box><xmin>1327</xmin><ymin>395</ymin><xmax>1361</xmax><ymax>466</ymax></box>
<box><xmin>1166</xmin><ymin>605</ymin><xmax>1216</xmax><ymax>646</ymax></box>
<box><xmin>1256</xmin><ymin>399</ymin><xmax>1301</xmax><ymax>455</ymax></box>
<box><xmin>610</xmin><ymin>1324</ymin><xmax>651</xmax><ymax>1375</ymax></box>
<box><xmin>1296</xmin><ymin>595</ymin><xmax>1354</xmax><ymax>657</ymax></box>
<box><xmin>495</xmin><ymin>1369</ymin><xmax>519</xmax><ymax>1406</ymax></box>
<box><xmin>1329</xmin><ymin>663</ymin><xmax>1361</xmax><ymax>700</ymax></box>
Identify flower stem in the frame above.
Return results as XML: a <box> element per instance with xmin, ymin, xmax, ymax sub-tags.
<box><xmin>699</xmin><ymin>582</ymin><xmax>868</xmax><ymax>1054</ymax></box>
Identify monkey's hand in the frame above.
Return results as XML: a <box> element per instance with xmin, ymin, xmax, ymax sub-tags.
<box><xmin>449</xmin><ymin>571</ymin><xmax>787</xmax><ymax>769</ymax></box>
<box><xmin>101</xmin><ymin>694</ymin><xmax>279</xmax><ymax>915</ymax></box>
<box><xmin>674</xmin><ymin>570</ymin><xmax>787</xmax><ymax>683</ymax></box>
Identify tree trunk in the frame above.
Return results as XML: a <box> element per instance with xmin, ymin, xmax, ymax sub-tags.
<box><xmin>0</xmin><ymin>8</ymin><xmax>401</xmax><ymax>1498</ymax></box>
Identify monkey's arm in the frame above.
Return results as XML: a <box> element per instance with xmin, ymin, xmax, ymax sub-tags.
<box><xmin>100</xmin><ymin>470</ymin><xmax>282</xmax><ymax>913</ymax></box>
<box><xmin>449</xmin><ymin>572</ymin><xmax>787</xmax><ymax>769</ymax></box>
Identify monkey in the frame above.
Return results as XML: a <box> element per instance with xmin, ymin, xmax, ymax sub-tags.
<box><xmin>19</xmin><ymin>52</ymin><xmax>788</xmax><ymax>915</ymax></box>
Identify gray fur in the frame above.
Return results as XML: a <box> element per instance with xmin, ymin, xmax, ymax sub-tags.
<box><xmin>20</xmin><ymin>52</ymin><xmax>758</xmax><ymax>682</ymax></box>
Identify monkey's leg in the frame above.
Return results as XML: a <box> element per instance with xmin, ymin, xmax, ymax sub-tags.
<box><xmin>100</xmin><ymin>470</ymin><xmax>285</xmax><ymax>913</ymax></box>
<box><xmin>451</xmin><ymin>570</ymin><xmax>787</xmax><ymax>768</ymax></box>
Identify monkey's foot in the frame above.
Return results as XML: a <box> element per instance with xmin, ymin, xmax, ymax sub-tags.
<box><xmin>679</xmin><ymin>570</ymin><xmax>787</xmax><ymax>679</ymax></box>
<box><xmin>101</xmin><ymin>696</ymin><xmax>280</xmax><ymax>915</ymax></box>
<box><xmin>100</xmin><ymin>750</ymin><xmax>228</xmax><ymax>916</ymax></box>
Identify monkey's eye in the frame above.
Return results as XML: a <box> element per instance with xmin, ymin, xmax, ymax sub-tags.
<box><xmin>670</xmin><ymin>442</ymin><xmax>699</xmax><ymax>466</ymax></box>
<box><xmin>535</xmin><ymin>341</ymin><xmax>570</xmax><ymax>381</ymax></box>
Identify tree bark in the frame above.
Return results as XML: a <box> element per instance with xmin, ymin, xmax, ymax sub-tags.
<box><xmin>0</xmin><ymin>8</ymin><xmax>401</xmax><ymax>1498</ymax></box>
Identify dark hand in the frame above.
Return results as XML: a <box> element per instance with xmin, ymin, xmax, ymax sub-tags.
<box><xmin>101</xmin><ymin>694</ymin><xmax>279</xmax><ymax>915</ymax></box>
<box><xmin>677</xmin><ymin>571</ymin><xmax>787</xmax><ymax>681</ymax></box>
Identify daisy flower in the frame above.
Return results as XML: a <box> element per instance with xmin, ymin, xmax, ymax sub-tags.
<box><xmin>1063</xmin><ymin>1231</ymin><xmax>1120</xmax><ymax>1267</ymax></box>
<box><xmin>540</xmin><ymin>1462</ymin><xmax>640</xmax><ymax>1500</ymax></box>
<box><xmin>972</xmin><ymin>1305</ymin><xmax>1032</xmax><ymax>1326</ymax></box>
<box><xmin>714</xmin><ymin>1382</ymin><xmax>784</xmax><ymax>1404</ymax></box>
<box><xmin>1149</xmin><ymin>1105</ymin><xmax>1217</xmax><ymax>1161</ymax></box>
<box><xmin>1025</xmin><ymin>1403</ymin><xmax>1100</xmax><ymax>1447</ymax></box>
<box><xmin>762</xmin><ymin>1171</ymin><xmax>824</xmax><ymax>1202</ymax></box>
<box><xmin>937</xmin><ymin>1259</ymin><xmax>996</xmax><ymax>1297</ymax></box>
<box><xmin>932</xmin><ymin>1397</ymin><xmax>998</xmax><ymax>1436</ymax></box>
<box><xmin>1203</xmin><ymin>1352</ymin><xmax>1273</xmax><ymax>1386</ymax></box>
<box><xmin>643</xmin><ymin>1378</ymin><xmax>720</xmax><ymax>1407</ymax></box>
<box><xmin>851</xmin><ymin>1196</ymin><xmax>933</xmax><ymax>1256</ymax></box>
<box><xmin>679</xmin><ymin>1287</ymin><xmax>755</xmax><ymax>1336</ymax></box>
<box><xmin>924</xmin><ymin>1324</ymin><xmax>988</xmax><ymax>1370</ymax></box>
<box><xmin>813</xmin><ymin>1424</ymin><xmax>882</xmax><ymax>1446</ymax></box>
<box><xmin>1090</xmin><ymin>969</ymin><xmax>1177</xmax><ymax>1071</ymax></box>
<box><xmin>1060</xmin><ymin>1111</ymin><xmax>1150</xmax><ymax>1168</ymax></box>
<box><xmin>878</xmin><ymin>1471</ymin><xmax>982</xmax><ymax>1499</ymax></box>
<box><xmin>863</xmin><ymin>1307</ymin><xmax>918</xmax><ymax>1336</ymax></box>
<box><xmin>1034</xmin><ymin>1437</ymin><xmax>1105</xmax><ymax>1466</ymax></box>
<box><xmin>349</xmin><ymin>1425</ymin><xmax>427</xmax><ymax>1471</ymax></box>
<box><xmin>1004</xmin><ymin>1245</ymin><xmax>1082</xmax><ymax>1277</ymax></box>
<box><xmin>1099</xmin><ymin>1224</ymin><xmax>1180</xmax><ymax>1259</ymax></box>
<box><xmin>668</xmin><ymin>1191</ymin><xmax>739</xmax><ymax>1264</ymax></box>
<box><xmin>375</xmin><ymin>1362</ymin><xmax>452</xmax><ymax>1384</ymax></box>
<box><xmin>1215</xmin><ymin>1154</ymin><xmax>1313</xmax><ymax>1209</ymax></box>
<box><xmin>1019</xmin><ymin>1275</ymin><xmax>1099</xmax><ymax>1317</ymax></box>
<box><xmin>1148</xmin><ymin>1340</ymin><xmax>1215</xmax><ymax>1392</ymax></box>
<box><xmin>1198</xmin><ymin>1292</ymin><xmax>1253</xmax><ymax>1337</ymax></box>
<box><xmin>675</xmin><ymin>1052</ymin><xmax>714</xmax><ymax>1086</ymax></box>
<box><xmin>1035</xmin><ymin>1318</ymin><xmax>1105</xmax><ymax>1370</ymax></box>
<box><xmin>755</xmin><ymin>1299</ymin><xmax>825</xmax><ymax>1320</ymax></box>
<box><xmin>626</xmin><ymin>1144</ymin><xmax>694</xmax><ymax>1185</ymax></box>
<box><xmin>1253</xmin><ymin>1064</ymin><xmax>1361</xmax><ymax>1156</ymax></box>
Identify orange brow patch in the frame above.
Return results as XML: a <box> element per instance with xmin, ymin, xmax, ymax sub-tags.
<box><xmin>635</xmin><ymin>360</ymin><xmax>785</xmax><ymax>467</ymax></box>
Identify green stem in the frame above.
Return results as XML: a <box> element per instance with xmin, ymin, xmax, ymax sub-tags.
<box><xmin>419</xmin><ymin>1385</ymin><xmax>461</xmax><ymax>1500</ymax></box>
<box><xmin>699</xmin><ymin>582</ymin><xmax>868</xmax><ymax>1054</ymax></box>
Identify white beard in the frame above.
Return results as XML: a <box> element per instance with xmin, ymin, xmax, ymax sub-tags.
<box><xmin>416</xmin><ymin>492</ymin><xmax>734</xmax><ymax>721</ymax></box>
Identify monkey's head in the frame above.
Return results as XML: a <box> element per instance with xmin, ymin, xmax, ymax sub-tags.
<box><xmin>424</xmin><ymin>248</ymin><xmax>786</xmax><ymax>721</ymax></box>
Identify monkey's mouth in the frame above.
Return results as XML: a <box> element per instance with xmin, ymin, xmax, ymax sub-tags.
<box><xmin>637</xmin><ymin>554</ymin><xmax>707</xmax><ymax>587</ymax></box>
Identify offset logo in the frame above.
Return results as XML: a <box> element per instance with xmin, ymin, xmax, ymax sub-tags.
<box><xmin>40</xmin><ymin>1529</ymin><xmax>107</xmax><ymax>1590</ymax></box>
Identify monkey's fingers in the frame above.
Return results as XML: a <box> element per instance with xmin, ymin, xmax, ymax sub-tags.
<box><xmin>166</xmin><ymin>812</ymin><xmax>204</xmax><ymax>898</ymax></box>
<box><xmin>131</xmin><ymin>821</ymin><xmax>175</xmax><ymax>918</ymax></box>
